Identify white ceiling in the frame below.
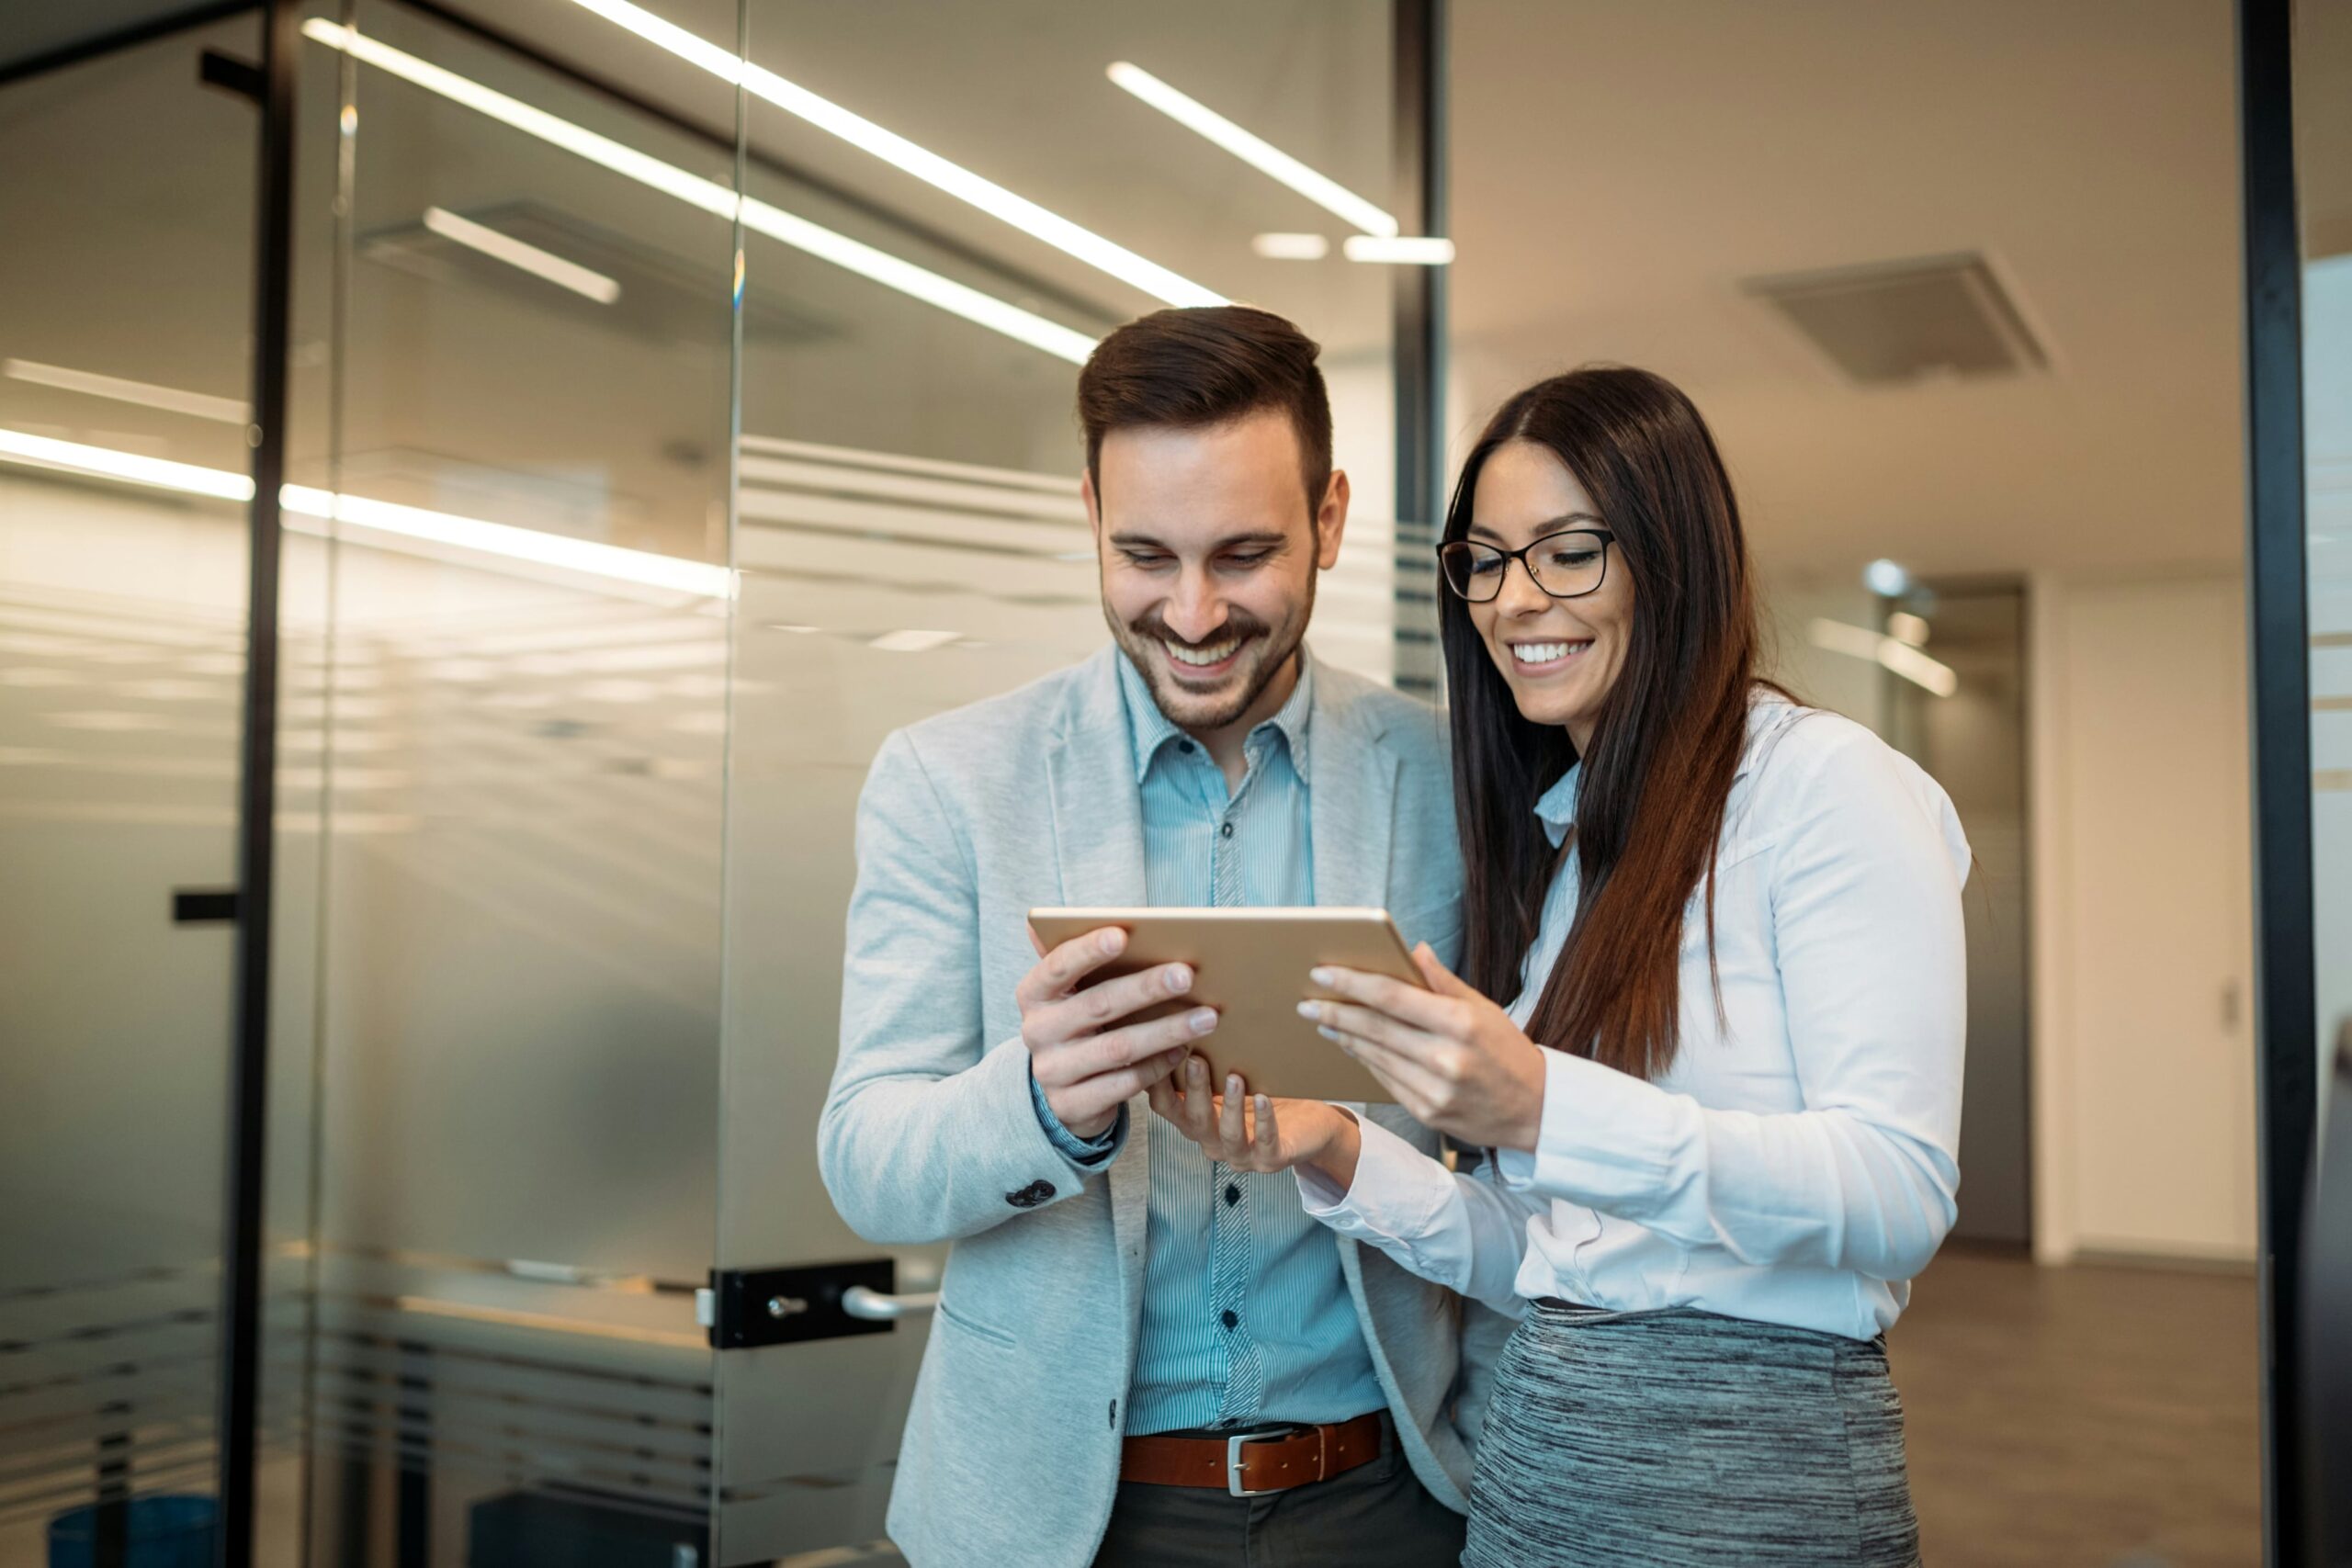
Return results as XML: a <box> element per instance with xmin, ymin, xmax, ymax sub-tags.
<box><xmin>0</xmin><ymin>0</ymin><xmax>2266</xmax><ymax>590</ymax></box>
<box><xmin>1448</xmin><ymin>0</ymin><xmax>2248</xmax><ymax>582</ymax></box>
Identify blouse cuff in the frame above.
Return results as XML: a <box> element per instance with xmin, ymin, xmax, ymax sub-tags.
<box><xmin>1295</xmin><ymin>1113</ymin><xmax>1457</xmax><ymax>1247</ymax></box>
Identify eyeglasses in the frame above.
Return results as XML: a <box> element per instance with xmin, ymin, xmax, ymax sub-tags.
<box><xmin>1436</xmin><ymin>527</ymin><xmax>1616</xmax><ymax>603</ymax></box>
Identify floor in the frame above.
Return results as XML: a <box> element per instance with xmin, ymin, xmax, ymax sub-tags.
<box><xmin>1890</xmin><ymin>1247</ymin><xmax>2263</xmax><ymax>1568</ymax></box>
<box><xmin>0</xmin><ymin>1252</ymin><xmax>2263</xmax><ymax>1566</ymax></box>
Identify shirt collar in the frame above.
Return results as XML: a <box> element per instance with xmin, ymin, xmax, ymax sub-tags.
<box><xmin>1533</xmin><ymin>762</ymin><xmax>1581</xmax><ymax>849</ymax></box>
<box><xmin>1114</xmin><ymin>645</ymin><xmax>1316</xmax><ymax>783</ymax></box>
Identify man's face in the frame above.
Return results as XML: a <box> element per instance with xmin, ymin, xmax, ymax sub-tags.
<box><xmin>1083</xmin><ymin>409</ymin><xmax>1348</xmax><ymax>733</ymax></box>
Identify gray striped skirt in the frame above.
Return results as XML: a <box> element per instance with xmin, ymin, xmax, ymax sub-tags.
<box><xmin>1461</xmin><ymin>1301</ymin><xmax>1922</xmax><ymax>1568</ymax></box>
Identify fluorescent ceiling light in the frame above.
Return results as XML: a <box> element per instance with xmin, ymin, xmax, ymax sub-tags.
<box><xmin>300</xmin><ymin>21</ymin><xmax>1095</xmax><ymax>364</ymax></box>
<box><xmin>0</xmin><ymin>427</ymin><xmax>254</xmax><ymax>500</ymax></box>
<box><xmin>560</xmin><ymin>0</ymin><xmax>1221</xmax><ymax>308</ymax></box>
<box><xmin>0</xmin><ymin>426</ymin><xmax>733</xmax><ymax>599</ymax></box>
<box><xmin>1807</xmin><ymin>617</ymin><xmax>1958</xmax><ymax>697</ymax></box>
<box><xmin>1342</xmin><ymin>235</ymin><xmax>1454</xmax><ymax>265</ymax></box>
<box><xmin>3</xmin><ymin>358</ymin><xmax>249</xmax><ymax>424</ymax></box>
<box><xmin>1107</xmin><ymin>62</ymin><xmax>1397</xmax><ymax>238</ymax></box>
<box><xmin>423</xmin><ymin>206</ymin><xmax>622</xmax><ymax>304</ymax></box>
<box><xmin>1252</xmin><ymin>232</ymin><xmax>1329</xmax><ymax>261</ymax></box>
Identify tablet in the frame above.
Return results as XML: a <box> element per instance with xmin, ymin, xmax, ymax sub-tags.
<box><xmin>1025</xmin><ymin>907</ymin><xmax>1425</xmax><ymax>1104</ymax></box>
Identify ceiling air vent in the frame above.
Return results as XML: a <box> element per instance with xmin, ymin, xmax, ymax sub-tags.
<box><xmin>1743</xmin><ymin>252</ymin><xmax>2046</xmax><ymax>384</ymax></box>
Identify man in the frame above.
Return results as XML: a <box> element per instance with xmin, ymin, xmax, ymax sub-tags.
<box><xmin>820</xmin><ymin>306</ymin><xmax>1498</xmax><ymax>1568</ymax></box>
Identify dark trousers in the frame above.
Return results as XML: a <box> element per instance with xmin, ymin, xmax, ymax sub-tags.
<box><xmin>1089</xmin><ymin>1429</ymin><xmax>1466</xmax><ymax>1568</ymax></box>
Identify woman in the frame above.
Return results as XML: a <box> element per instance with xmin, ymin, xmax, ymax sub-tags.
<box><xmin>1149</xmin><ymin>367</ymin><xmax>1969</xmax><ymax>1567</ymax></box>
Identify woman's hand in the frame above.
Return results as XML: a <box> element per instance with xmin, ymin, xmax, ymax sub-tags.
<box><xmin>1147</xmin><ymin>1053</ymin><xmax>1362</xmax><ymax>1187</ymax></box>
<box><xmin>1301</xmin><ymin>944</ymin><xmax>1549</xmax><ymax>1151</ymax></box>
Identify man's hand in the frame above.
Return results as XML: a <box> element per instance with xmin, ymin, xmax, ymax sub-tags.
<box><xmin>1020</xmin><ymin>925</ymin><xmax>1219</xmax><ymax>1140</ymax></box>
<box><xmin>1147</xmin><ymin>1055</ymin><xmax>1362</xmax><ymax>1187</ymax></box>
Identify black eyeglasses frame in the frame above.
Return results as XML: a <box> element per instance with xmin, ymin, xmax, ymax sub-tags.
<box><xmin>1435</xmin><ymin>527</ymin><xmax>1618</xmax><ymax>603</ymax></box>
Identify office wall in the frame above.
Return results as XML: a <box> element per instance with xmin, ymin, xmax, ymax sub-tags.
<box><xmin>2029</xmin><ymin>570</ymin><xmax>2259</xmax><ymax>1263</ymax></box>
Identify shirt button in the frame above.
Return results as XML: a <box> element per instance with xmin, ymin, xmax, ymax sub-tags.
<box><xmin>1225</xmin><ymin>1184</ymin><xmax>1241</xmax><ymax>1206</ymax></box>
<box><xmin>1219</xmin><ymin>822</ymin><xmax>1234</xmax><ymax>839</ymax></box>
<box><xmin>1221</xmin><ymin>1309</ymin><xmax>1238</xmax><ymax>1330</ymax></box>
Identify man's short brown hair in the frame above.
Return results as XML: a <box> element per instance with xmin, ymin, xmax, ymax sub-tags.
<box><xmin>1076</xmin><ymin>305</ymin><xmax>1333</xmax><ymax>514</ymax></box>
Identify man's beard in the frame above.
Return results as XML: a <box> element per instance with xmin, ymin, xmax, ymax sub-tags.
<box><xmin>1107</xmin><ymin>576</ymin><xmax>1315</xmax><ymax>735</ymax></box>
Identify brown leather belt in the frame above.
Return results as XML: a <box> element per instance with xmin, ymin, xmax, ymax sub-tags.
<box><xmin>1119</xmin><ymin>1412</ymin><xmax>1385</xmax><ymax>1497</ymax></box>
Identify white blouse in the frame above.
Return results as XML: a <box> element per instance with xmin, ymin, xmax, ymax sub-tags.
<box><xmin>1300</xmin><ymin>694</ymin><xmax>1972</xmax><ymax>1341</ymax></box>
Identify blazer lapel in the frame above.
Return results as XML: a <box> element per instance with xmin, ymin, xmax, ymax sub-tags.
<box><xmin>1309</xmin><ymin>667</ymin><xmax>1399</xmax><ymax>912</ymax></box>
<box><xmin>1043</xmin><ymin>649</ymin><xmax>1148</xmax><ymax>912</ymax></box>
<box><xmin>1042</xmin><ymin>648</ymin><xmax>1156</xmax><ymax>1353</ymax></box>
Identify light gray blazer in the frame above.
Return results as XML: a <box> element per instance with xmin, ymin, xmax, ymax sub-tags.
<box><xmin>820</xmin><ymin>645</ymin><xmax>1506</xmax><ymax>1568</ymax></box>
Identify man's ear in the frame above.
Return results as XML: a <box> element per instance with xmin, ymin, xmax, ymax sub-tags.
<box><xmin>1314</xmin><ymin>469</ymin><xmax>1351</xmax><ymax>570</ymax></box>
<box><xmin>1080</xmin><ymin>468</ymin><xmax>1103</xmax><ymax>539</ymax></box>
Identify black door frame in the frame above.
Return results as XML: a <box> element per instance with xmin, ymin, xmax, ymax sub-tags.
<box><xmin>2236</xmin><ymin>2</ymin><xmax>2321</xmax><ymax>1563</ymax></box>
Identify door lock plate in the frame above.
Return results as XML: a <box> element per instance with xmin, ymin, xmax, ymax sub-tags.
<box><xmin>707</xmin><ymin>1259</ymin><xmax>896</xmax><ymax>1348</ymax></box>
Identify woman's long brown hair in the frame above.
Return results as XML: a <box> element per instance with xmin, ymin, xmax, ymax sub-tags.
<box><xmin>1441</xmin><ymin>367</ymin><xmax>1758</xmax><ymax>1081</ymax></box>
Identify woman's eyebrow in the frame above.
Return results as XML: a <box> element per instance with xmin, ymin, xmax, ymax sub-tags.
<box><xmin>1466</xmin><ymin>512</ymin><xmax>1602</xmax><ymax>544</ymax></box>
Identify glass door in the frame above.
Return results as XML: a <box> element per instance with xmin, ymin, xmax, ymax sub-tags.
<box><xmin>711</xmin><ymin>3</ymin><xmax>1418</xmax><ymax>1562</ymax></box>
<box><xmin>0</xmin><ymin>16</ymin><xmax>265</xmax><ymax>1564</ymax></box>
<box><xmin>283</xmin><ymin>5</ymin><xmax>739</xmax><ymax>1561</ymax></box>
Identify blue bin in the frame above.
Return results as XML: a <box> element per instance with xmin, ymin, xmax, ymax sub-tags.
<box><xmin>48</xmin><ymin>1495</ymin><xmax>218</xmax><ymax>1568</ymax></box>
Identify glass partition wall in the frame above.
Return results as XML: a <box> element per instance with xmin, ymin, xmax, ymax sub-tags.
<box><xmin>0</xmin><ymin>17</ymin><xmax>263</xmax><ymax>1564</ymax></box>
<box><xmin>717</xmin><ymin>6</ymin><xmax>1408</xmax><ymax>1560</ymax></box>
<box><xmin>3</xmin><ymin>3</ymin><xmax>1432</xmax><ymax>1563</ymax></box>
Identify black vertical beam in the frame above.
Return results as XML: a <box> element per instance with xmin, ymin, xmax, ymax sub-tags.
<box><xmin>216</xmin><ymin>0</ymin><xmax>297</xmax><ymax>1562</ymax></box>
<box><xmin>395</xmin><ymin>1340</ymin><xmax>431</xmax><ymax>1568</ymax></box>
<box><xmin>2236</xmin><ymin>2</ymin><xmax>2318</xmax><ymax>1564</ymax></box>
<box><xmin>1392</xmin><ymin>0</ymin><xmax>1446</xmax><ymax>697</ymax></box>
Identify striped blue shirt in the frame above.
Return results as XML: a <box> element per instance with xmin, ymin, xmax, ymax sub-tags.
<box><xmin>1029</xmin><ymin>649</ymin><xmax>1385</xmax><ymax>1435</ymax></box>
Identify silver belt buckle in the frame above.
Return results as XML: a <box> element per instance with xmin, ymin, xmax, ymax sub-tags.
<box><xmin>1226</xmin><ymin>1424</ymin><xmax>1318</xmax><ymax>1498</ymax></box>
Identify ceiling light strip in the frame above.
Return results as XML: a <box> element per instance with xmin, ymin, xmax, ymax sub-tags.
<box><xmin>2</xmin><ymin>359</ymin><xmax>251</xmax><ymax>424</ymax></box>
<box><xmin>1251</xmin><ymin>233</ymin><xmax>1329</xmax><ymax>261</ymax></box>
<box><xmin>1107</xmin><ymin>62</ymin><xmax>1398</xmax><ymax>238</ymax></box>
<box><xmin>0</xmin><ymin>428</ymin><xmax>255</xmax><ymax>500</ymax></box>
<box><xmin>1342</xmin><ymin>235</ymin><xmax>1453</xmax><ymax>265</ymax></box>
<box><xmin>300</xmin><ymin>21</ymin><xmax>1094</xmax><ymax>364</ymax></box>
<box><xmin>0</xmin><ymin>427</ymin><xmax>732</xmax><ymax>599</ymax></box>
<box><xmin>422</xmin><ymin>206</ymin><xmax>623</xmax><ymax>303</ymax></box>
<box><xmin>561</xmin><ymin>0</ymin><xmax>1223</xmax><ymax>308</ymax></box>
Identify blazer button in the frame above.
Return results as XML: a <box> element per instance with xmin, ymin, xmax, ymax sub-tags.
<box><xmin>1005</xmin><ymin>1179</ymin><xmax>1056</xmax><ymax>1208</ymax></box>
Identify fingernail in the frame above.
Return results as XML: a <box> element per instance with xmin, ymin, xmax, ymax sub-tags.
<box><xmin>1308</xmin><ymin>966</ymin><xmax>1337</xmax><ymax>987</ymax></box>
<box><xmin>1188</xmin><ymin>1008</ymin><xmax>1218</xmax><ymax>1035</ymax></box>
<box><xmin>1227</xmin><ymin>1074</ymin><xmax>1242</xmax><ymax>1094</ymax></box>
<box><xmin>1165</xmin><ymin>964</ymin><xmax>1193</xmax><ymax>994</ymax></box>
<box><xmin>1295</xmin><ymin>1000</ymin><xmax>1322</xmax><ymax>1021</ymax></box>
<box><xmin>1255</xmin><ymin>1094</ymin><xmax>1270</xmax><ymax>1113</ymax></box>
<box><xmin>1189</xmin><ymin>1056</ymin><xmax>1205</xmax><ymax>1079</ymax></box>
<box><xmin>1100</xmin><ymin>930</ymin><xmax>1124</xmax><ymax>955</ymax></box>
<box><xmin>1165</xmin><ymin>1049</ymin><xmax>1185</xmax><ymax>1066</ymax></box>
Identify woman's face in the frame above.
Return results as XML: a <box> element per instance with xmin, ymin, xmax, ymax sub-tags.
<box><xmin>1465</xmin><ymin>439</ymin><xmax>1634</xmax><ymax>749</ymax></box>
